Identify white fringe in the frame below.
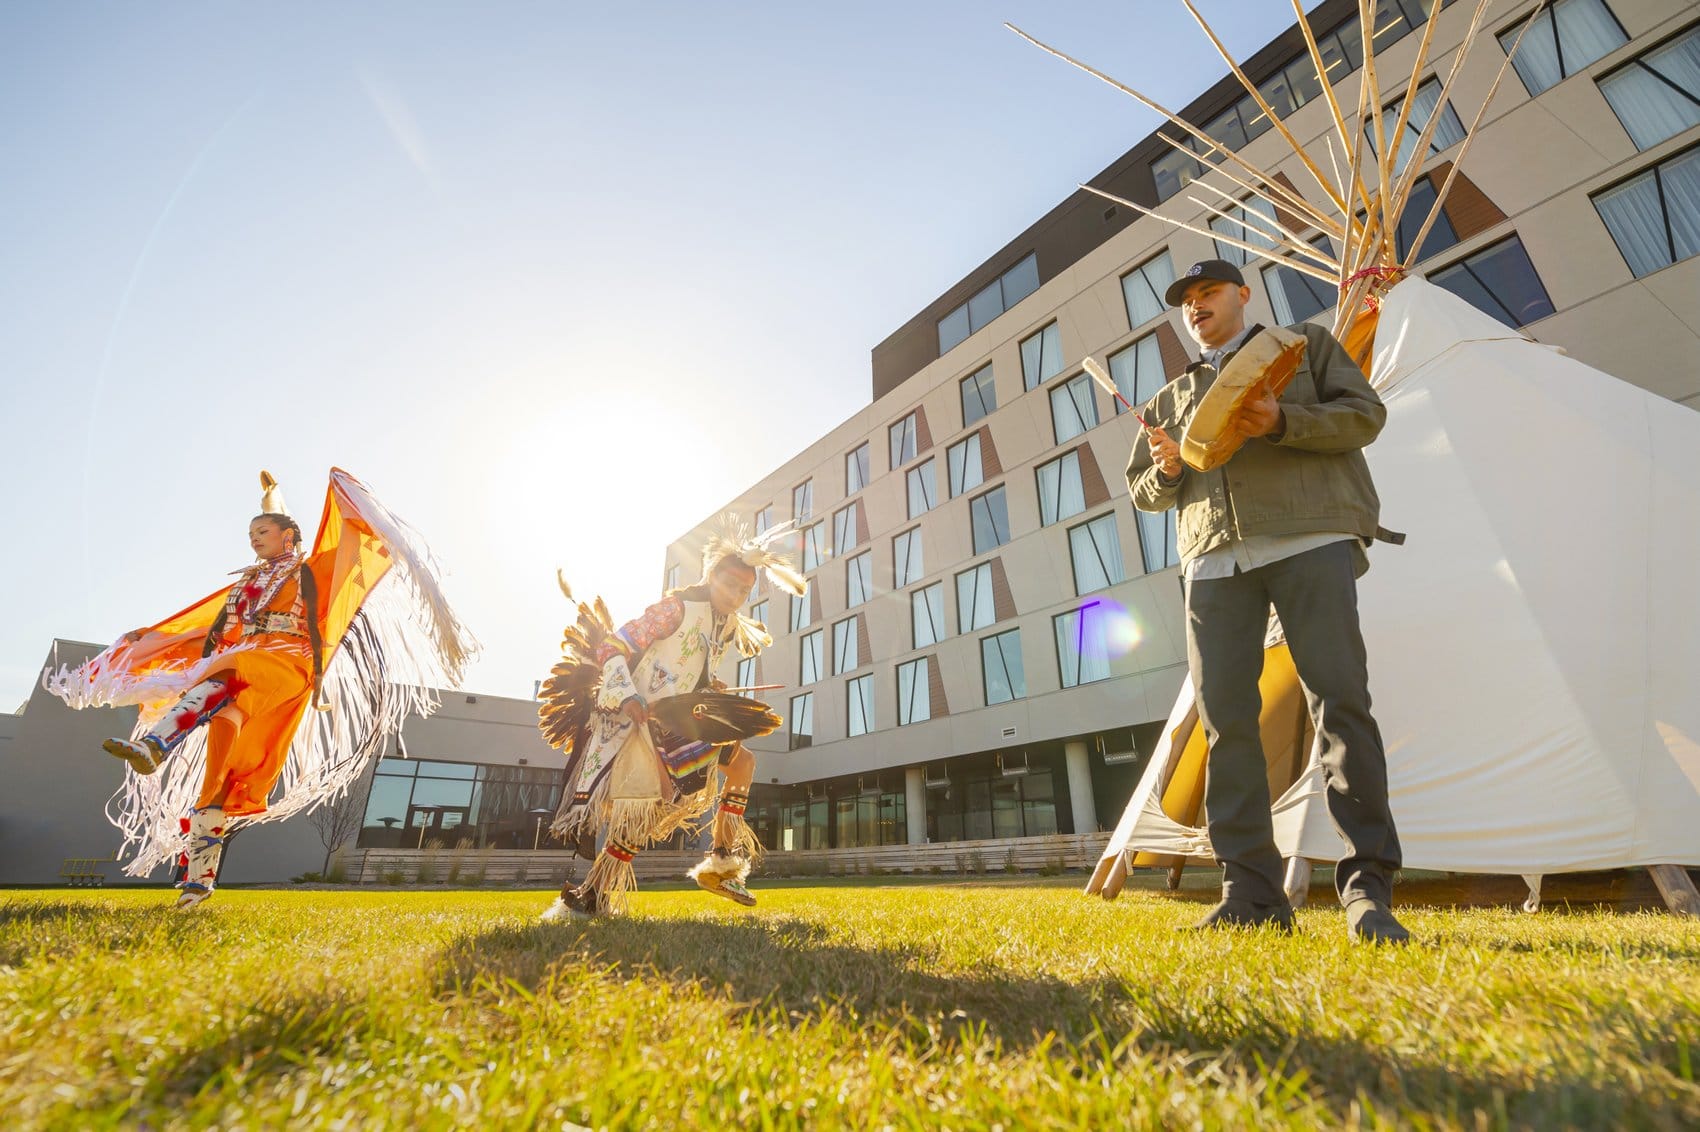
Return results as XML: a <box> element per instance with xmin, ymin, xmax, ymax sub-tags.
<box><xmin>41</xmin><ymin>470</ymin><xmax>480</xmax><ymax>877</ymax></box>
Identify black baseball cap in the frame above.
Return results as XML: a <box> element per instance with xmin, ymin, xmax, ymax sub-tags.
<box><xmin>1164</xmin><ymin>258</ymin><xmax>1246</xmax><ymax>307</ymax></box>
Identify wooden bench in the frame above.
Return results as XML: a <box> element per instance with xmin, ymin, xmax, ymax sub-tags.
<box><xmin>59</xmin><ymin>858</ymin><xmax>108</xmax><ymax>887</ymax></box>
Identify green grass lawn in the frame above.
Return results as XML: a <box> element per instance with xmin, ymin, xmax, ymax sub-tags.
<box><xmin>1</xmin><ymin>876</ymin><xmax>1695</xmax><ymax>1129</ymax></box>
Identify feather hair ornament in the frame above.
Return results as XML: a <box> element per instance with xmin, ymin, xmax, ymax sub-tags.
<box><xmin>700</xmin><ymin>513</ymin><xmax>808</xmax><ymax>598</ymax></box>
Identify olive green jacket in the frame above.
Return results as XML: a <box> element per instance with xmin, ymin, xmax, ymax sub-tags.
<box><xmin>1126</xmin><ymin>322</ymin><xmax>1388</xmax><ymax>565</ymax></box>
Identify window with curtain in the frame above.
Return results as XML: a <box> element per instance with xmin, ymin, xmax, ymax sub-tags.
<box><xmin>970</xmin><ymin>487</ymin><xmax>1011</xmax><ymax>554</ymax></box>
<box><xmin>1137</xmin><ymin>508</ymin><xmax>1181</xmax><ymax>573</ymax></box>
<box><xmin>832</xmin><ymin>616</ymin><xmax>859</xmax><ymax>674</ymax></box>
<box><xmin>893</xmin><ymin>527</ymin><xmax>923</xmax><ymax>587</ymax></box>
<box><xmin>897</xmin><ymin>658</ymin><xmax>931</xmax><ymax>725</ymax></box>
<box><xmin>1593</xmin><ymin>145</ymin><xmax>1700</xmax><ymax>277</ymax></box>
<box><xmin>833</xmin><ymin>501</ymin><xmax>862</xmax><ymax>555</ymax></box>
<box><xmin>1366</xmin><ymin>78</ymin><xmax>1468</xmax><ymax>177</ymax></box>
<box><xmin>789</xmin><ymin>693</ymin><xmax>814</xmax><ymax>750</ymax></box>
<box><xmin>1499</xmin><ymin>0</ymin><xmax>1628</xmax><ymax>96</ymax></box>
<box><xmin>906</xmin><ymin>459</ymin><xmax>937</xmax><ymax>519</ymax></box>
<box><xmin>960</xmin><ymin>365</ymin><xmax>997</xmax><ymax>426</ymax></box>
<box><xmin>1049</xmin><ymin>373</ymin><xmax>1098</xmax><ymax>444</ymax></box>
<box><xmin>800</xmin><ymin>521</ymin><xmax>826</xmax><ymax>571</ymax></box>
<box><xmin>1262</xmin><ymin>236</ymin><xmax>1337</xmax><ymax>324</ymax></box>
<box><xmin>1429</xmin><ymin>235</ymin><xmax>1557</xmax><ymax>327</ymax></box>
<box><xmin>1598</xmin><ymin>27</ymin><xmax>1700</xmax><ymax>151</ymax></box>
<box><xmin>1036</xmin><ymin>451</ymin><xmax>1087</xmax><ymax>527</ymax></box>
<box><xmin>846</xmin><ymin>551</ymin><xmax>873</xmax><ymax>608</ymax></box>
<box><xmin>800</xmin><ymin>630</ymin><xmax>824</xmax><ymax>685</ymax></box>
<box><xmin>1210</xmin><ymin>196</ymin><xmax>1280</xmax><ymax>267</ymax></box>
<box><xmin>911</xmin><ymin>583</ymin><xmax>946</xmax><ymax>649</ymax></box>
<box><xmin>947</xmin><ymin>433</ymin><xmax>984</xmax><ymax>497</ymax></box>
<box><xmin>1121</xmin><ymin>252</ymin><xmax>1175</xmax><ymax>329</ymax></box>
<box><xmin>889</xmin><ymin>413</ymin><xmax>918</xmax><ymax>469</ymax></box>
<box><xmin>981</xmin><ymin>630</ymin><xmax>1026</xmax><ymax>706</ymax></box>
<box><xmin>955</xmin><ymin>562</ymin><xmax>995</xmax><ymax>633</ymax></box>
<box><xmin>1054</xmin><ymin>605</ymin><xmax>1112</xmax><ymax>688</ymax></box>
<box><xmin>847</xmin><ymin>675</ymin><xmax>874</xmax><ymax>736</ymax></box>
<box><xmin>1069</xmin><ymin>513</ymin><xmax>1127</xmax><ymax>594</ymax></box>
<box><xmin>1020</xmin><ymin>322</ymin><xmax>1064</xmax><ymax>391</ymax></box>
<box><xmin>845</xmin><ymin>443</ymin><xmax>870</xmax><ymax>495</ymax></box>
<box><xmin>1108</xmin><ymin>333</ymin><xmax>1165</xmax><ymax>416</ymax></box>
<box><xmin>792</xmin><ymin>479</ymin><xmax>813</xmax><ymax>521</ymax></box>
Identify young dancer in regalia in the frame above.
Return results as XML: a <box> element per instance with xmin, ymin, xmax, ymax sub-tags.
<box><xmin>45</xmin><ymin>469</ymin><xmax>477</xmax><ymax>908</ymax></box>
<box><xmin>537</xmin><ymin>521</ymin><xmax>801</xmax><ymax>920</ymax></box>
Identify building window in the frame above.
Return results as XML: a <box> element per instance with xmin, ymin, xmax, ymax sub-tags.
<box><xmin>1107</xmin><ymin>333</ymin><xmax>1165</xmax><ymax>417</ymax></box>
<box><xmin>789</xmin><ymin>589</ymin><xmax>813</xmax><ymax>632</ymax></box>
<box><xmin>1262</xmin><ymin>236</ymin><xmax>1337</xmax><ymax>324</ymax></box>
<box><xmin>1429</xmin><ymin>235</ymin><xmax>1556</xmax><ymax>327</ymax></box>
<box><xmin>1366</xmin><ymin>78</ymin><xmax>1468</xmax><ymax>177</ymax></box>
<box><xmin>1395</xmin><ymin>176</ymin><xmax>1461</xmax><ymax>263</ymax></box>
<box><xmin>358</xmin><ymin>756</ymin><xmax>566</xmax><ymax>850</ymax></box>
<box><xmin>801</xmin><ymin>520</ymin><xmax>827</xmax><ymax>572</ymax></box>
<box><xmin>1020</xmin><ymin>322</ymin><xmax>1064</xmax><ymax>391</ymax></box>
<box><xmin>1049</xmin><ymin>374</ymin><xmax>1098</xmax><ymax>445</ymax></box>
<box><xmin>665</xmin><ymin>563</ymin><xmax>680</xmax><ymax>591</ymax></box>
<box><xmin>847</xmin><ymin>674</ymin><xmax>874</xmax><ymax>736</ymax></box>
<box><xmin>1598</xmin><ymin>27</ymin><xmax>1700</xmax><ymax>151</ymax></box>
<box><xmin>1152</xmin><ymin>145</ymin><xmax>1208</xmax><ymax>204</ymax></box>
<box><xmin>1055</xmin><ymin>604</ymin><xmax>1112</xmax><ymax>689</ymax></box>
<box><xmin>846</xmin><ymin>442</ymin><xmax>871</xmax><ymax>495</ymax></box>
<box><xmin>1210</xmin><ymin>196</ymin><xmax>1280</xmax><ymax>267</ymax></box>
<box><xmin>754</xmin><ymin>506</ymin><xmax>772</xmax><ymax>536</ymax></box>
<box><xmin>832</xmin><ymin>616</ymin><xmax>859</xmax><ymax>674</ymax></box>
<box><xmin>960</xmin><ymin>364</ymin><xmax>997</xmax><ymax>426</ymax></box>
<box><xmin>1499</xmin><ymin>0</ymin><xmax>1628</xmax><ymax>97</ymax></box>
<box><xmin>889</xmin><ymin>412</ymin><xmax>919</xmax><ymax>469</ymax></box>
<box><xmin>800</xmin><ymin>629</ymin><xmax>824</xmax><ymax>685</ymax></box>
<box><xmin>1594</xmin><ymin>145</ymin><xmax>1700</xmax><ymax>278</ymax></box>
<box><xmin>970</xmin><ymin>486</ymin><xmax>1011</xmax><ymax>554</ymax></box>
<box><xmin>793</xmin><ymin>479</ymin><xmax>813</xmax><ymax>522</ymax></box>
<box><xmin>846</xmin><ymin>551</ymin><xmax>873</xmax><ymax>608</ymax></box>
<box><xmin>736</xmin><ymin>656</ymin><xmax>757</xmax><ymax>694</ymax></box>
<box><xmin>981</xmin><ymin>629</ymin><xmax>1026</xmax><ymax>706</ymax></box>
<box><xmin>1036</xmin><ymin>450</ymin><xmax>1087</xmax><ymax>527</ymax></box>
<box><xmin>897</xmin><ymin>658</ymin><xmax>932</xmax><ymax>725</ymax></box>
<box><xmin>955</xmin><ymin>562</ymin><xmax>995</xmax><ymax>634</ymax></box>
<box><xmin>912</xmin><ymin>582</ymin><xmax>946</xmax><ymax>649</ymax></box>
<box><xmin>1136</xmin><ymin>509</ymin><xmax>1180</xmax><ymax>573</ymax></box>
<box><xmin>1069</xmin><ymin>513</ymin><xmax>1127</xmax><ymax>595</ymax></box>
<box><xmin>1121</xmin><ymin>251</ymin><xmax>1175</xmax><ymax>329</ymax></box>
<box><xmin>789</xmin><ymin>693</ymin><xmax>814</xmax><ymax>750</ymax></box>
<box><xmin>893</xmin><ymin>527</ymin><xmax>923</xmax><ymax>587</ymax></box>
<box><xmin>906</xmin><ymin>459</ymin><xmax>938</xmax><ymax>519</ymax></box>
<box><xmin>947</xmin><ymin>432</ymin><xmax>984</xmax><ymax>497</ymax></box>
<box><xmin>937</xmin><ymin>252</ymin><xmax>1040</xmax><ymax>354</ymax></box>
<box><xmin>750</xmin><ymin>598</ymin><xmax>768</xmax><ymax>627</ymax></box>
<box><xmin>833</xmin><ymin>501</ymin><xmax>863</xmax><ymax>555</ymax></box>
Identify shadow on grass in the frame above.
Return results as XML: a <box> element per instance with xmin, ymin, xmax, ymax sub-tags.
<box><xmin>439</xmin><ymin>913</ymin><xmax>1131</xmax><ymax>1051</ymax></box>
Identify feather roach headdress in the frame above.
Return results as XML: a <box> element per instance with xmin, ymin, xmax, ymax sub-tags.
<box><xmin>700</xmin><ymin>514</ymin><xmax>807</xmax><ymax>598</ymax></box>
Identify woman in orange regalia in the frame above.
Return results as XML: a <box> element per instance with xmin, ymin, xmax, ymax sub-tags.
<box><xmin>47</xmin><ymin>469</ymin><xmax>478</xmax><ymax>908</ymax></box>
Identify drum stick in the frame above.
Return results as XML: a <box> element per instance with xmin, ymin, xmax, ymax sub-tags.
<box><xmin>1081</xmin><ymin>357</ymin><xmax>1152</xmax><ymax>429</ymax></box>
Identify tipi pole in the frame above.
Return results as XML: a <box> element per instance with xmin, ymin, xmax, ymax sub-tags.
<box><xmin>1648</xmin><ymin>865</ymin><xmax>1700</xmax><ymax>918</ymax></box>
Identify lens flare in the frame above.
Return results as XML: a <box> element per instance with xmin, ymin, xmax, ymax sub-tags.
<box><xmin>1093</xmin><ymin>598</ymin><xmax>1146</xmax><ymax>656</ymax></box>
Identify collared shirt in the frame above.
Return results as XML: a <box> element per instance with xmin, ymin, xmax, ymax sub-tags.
<box><xmin>1183</xmin><ymin>325</ymin><xmax>1364</xmax><ymax>580</ymax></box>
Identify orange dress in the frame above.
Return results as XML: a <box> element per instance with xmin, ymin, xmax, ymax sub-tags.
<box><xmin>195</xmin><ymin>565</ymin><xmax>319</xmax><ymax>816</ymax></box>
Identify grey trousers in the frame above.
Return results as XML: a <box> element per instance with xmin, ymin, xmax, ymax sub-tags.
<box><xmin>1185</xmin><ymin>540</ymin><xmax>1402</xmax><ymax>906</ymax></box>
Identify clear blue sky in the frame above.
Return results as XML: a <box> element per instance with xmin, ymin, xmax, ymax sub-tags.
<box><xmin>1</xmin><ymin>2</ymin><xmax>1298</xmax><ymax>710</ymax></box>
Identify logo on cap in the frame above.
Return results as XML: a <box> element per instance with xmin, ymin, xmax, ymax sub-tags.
<box><xmin>1186</xmin><ymin>264</ymin><xmax>1203</xmax><ymax>277</ymax></box>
